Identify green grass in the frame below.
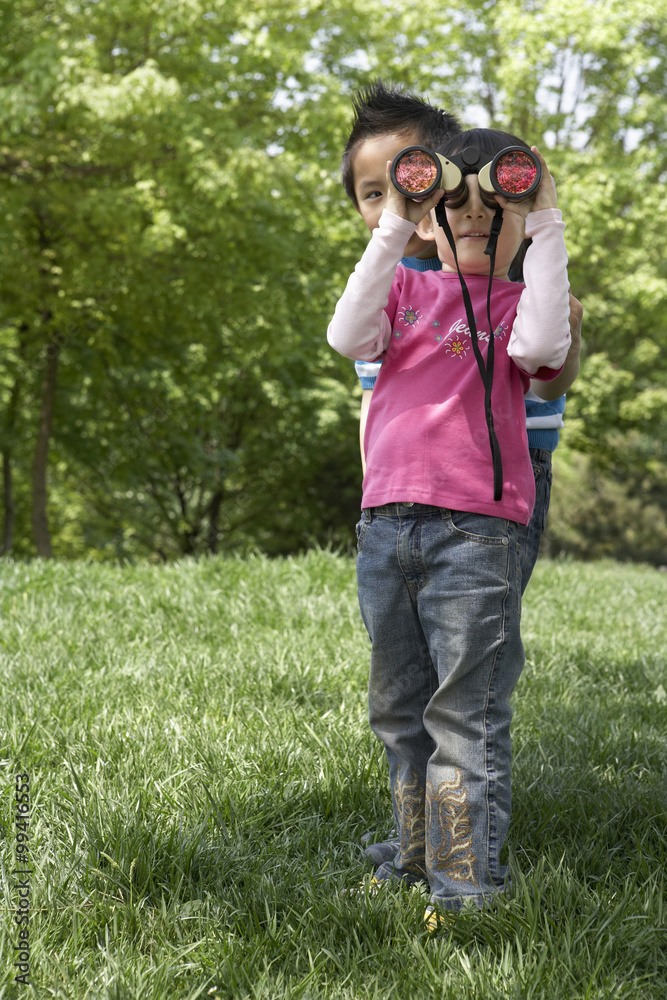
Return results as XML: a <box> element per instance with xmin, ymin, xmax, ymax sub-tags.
<box><xmin>0</xmin><ymin>552</ymin><xmax>665</xmax><ymax>999</ymax></box>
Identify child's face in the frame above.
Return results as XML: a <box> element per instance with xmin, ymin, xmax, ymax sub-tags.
<box><xmin>352</xmin><ymin>133</ymin><xmax>437</xmax><ymax>259</ymax></box>
<box><xmin>425</xmin><ymin>174</ymin><xmax>525</xmax><ymax>279</ymax></box>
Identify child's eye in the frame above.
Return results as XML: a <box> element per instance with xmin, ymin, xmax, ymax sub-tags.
<box><xmin>364</xmin><ymin>190</ymin><xmax>383</xmax><ymax>201</ymax></box>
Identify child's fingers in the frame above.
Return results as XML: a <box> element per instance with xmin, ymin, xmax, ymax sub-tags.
<box><xmin>531</xmin><ymin>145</ymin><xmax>548</xmax><ymax>170</ymax></box>
<box><xmin>530</xmin><ymin>146</ymin><xmax>554</xmax><ymax>190</ymax></box>
<box><xmin>497</xmin><ymin>147</ymin><xmax>557</xmax><ymax>215</ymax></box>
<box><xmin>384</xmin><ymin>159</ymin><xmax>408</xmax><ymax>218</ymax></box>
<box><xmin>386</xmin><ymin>160</ymin><xmax>445</xmax><ymax>223</ymax></box>
<box><xmin>530</xmin><ymin>146</ymin><xmax>558</xmax><ymax>209</ymax></box>
<box><xmin>428</xmin><ymin>188</ymin><xmax>445</xmax><ymax>210</ymax></box>
<box><xmin>493</xmin><ymin>192</ymin><xmax>530</xmax><ymax>218</ymax></box>
<box><xmin>385</xmin><ymin>159</ymin><xmax>444</xmax><ymax>224</ymax></box>
<box><xmin>405</xmin><ymin>187</ymin><xmax>444</xmax><ymax>224</ymax></box>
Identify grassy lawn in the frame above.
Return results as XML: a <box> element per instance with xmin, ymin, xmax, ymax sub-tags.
<box><xmin>0</xmin><ymin>552</ymin><xmax>665</xmax><ymax>998</ymax></box>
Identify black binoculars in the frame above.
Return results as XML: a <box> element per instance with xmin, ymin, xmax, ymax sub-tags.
<box><xmin>390</xmin><ymin>144</ymin><xmax>541</xmax><ymax>209</ymax></box>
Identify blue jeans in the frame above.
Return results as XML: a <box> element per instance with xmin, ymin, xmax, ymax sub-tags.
<box><xmin>356</xmin><ymin>503</ymin><xmax>524</xmax><ymax>910</ymax></box>
<box><xmin>520</xmin><ymin>449</ymin><xmax>553</xmax><ymax>592</ymax></box>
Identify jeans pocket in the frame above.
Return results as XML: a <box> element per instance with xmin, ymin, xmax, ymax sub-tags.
<box><xmin>443</xmin><ymin>509</ymin><xmax>510</xmax><ymax>546</ymax></box>
<box><xmin>532</xmin><ymin>463</ymin><xmax>553</xmax><ymax>534</ymax></box>
<box><xmin>355</xmin><ymin>515</ymin><xmax>369</xmax><ymax>552</ymax></box>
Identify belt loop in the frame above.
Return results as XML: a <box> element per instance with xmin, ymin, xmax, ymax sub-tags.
<box><xmin>363</xmin><ymin>508</ymin><xmax>372</xmax><ymax>524</ymax></box>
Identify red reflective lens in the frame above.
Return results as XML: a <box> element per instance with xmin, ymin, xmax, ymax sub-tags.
<box><xmin>494</xmin><ymin>150</ymin><xmax>538</xmax><ymax>195</ymax></box>
<box><xmin>394</xmin><ymin>150</ymin><xmax>438</xmax><ymax>194</ymax></box>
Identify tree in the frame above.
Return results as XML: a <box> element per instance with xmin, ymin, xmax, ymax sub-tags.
<box><xmin>0</xmin><ymin>0</ymin><xmax>370</xmax><ymax>556</ymax></box>
<box><xmin>1</xmin><ymin>0</ymin><xmax>666</xmax><ymax>561</ymax></box>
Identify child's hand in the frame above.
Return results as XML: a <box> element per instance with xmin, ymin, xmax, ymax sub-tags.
<box><xmin>384</xmin><ymin>161</ymin><xmax>444</xmax><ymax>225</ymax></box>
<box><xmin>495</xmin><ymin>147</ymin><xmax>557</xmax><ymax>219</ymax></box>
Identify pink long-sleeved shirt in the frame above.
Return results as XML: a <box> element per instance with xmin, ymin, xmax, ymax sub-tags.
<box><xmin>327</xmin><ymin>209</ymin><xmax>571</xmax><ymax>525</ymax></box>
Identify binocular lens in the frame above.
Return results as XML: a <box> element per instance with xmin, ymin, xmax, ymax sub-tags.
<box><xmin>391</xmin><ymin>143</ymin><xmax>541</xmax><ymax>206</ymax></box>
<box><xmin>393</xmin><ymin>149</ymin><xmax>438</xmax><ymax>195</ymax></box>
<box><xmin>493</xmin><ymin>150</ymin><xmax>539</xmax><ymax>198</ymax></box>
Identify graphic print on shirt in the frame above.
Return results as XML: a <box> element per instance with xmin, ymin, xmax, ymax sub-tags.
<box><xmin>444</xmin><ymin>333</ymin><xmax>470</xmax><ymax>359</ymax></box>
<box><xmin>450</xmin><ymin>317</ymin><xmax>510</xmax><ymax>341</ymax></box>
<box><xmin>391</xmin><ymin>294</ymin><xmax>512</xmax><ymax>367</ymax></box>
<box><xmin>440</xmin><ymin>314</ymin><xmax>510</xmax><ymax>361</ymax></box>
<box><xmin>397</xmin><ymin>305</ymin><xmax>421</xmax><ymax>327</ymax></box>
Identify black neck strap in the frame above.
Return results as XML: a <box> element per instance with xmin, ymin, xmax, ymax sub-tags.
<box><xmin>435</xmin><ymin>202</ymin><xmax>504</xmax><ymax>501</ymax></box>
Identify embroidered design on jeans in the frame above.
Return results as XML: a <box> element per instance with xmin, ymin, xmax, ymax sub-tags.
<box><xmin>393</xmin><ymin>766</ymin><xmax>426</xmax><ymax>876</ymax></box>
<box><xmin>425</xmin><ymin>769</ymin><xmax>479</xmax><ymax>885</ymax></box>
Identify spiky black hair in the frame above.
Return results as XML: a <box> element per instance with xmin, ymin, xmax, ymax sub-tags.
<box><xmin>342</xmin><ymin>79</ymin><xmax>461</xmax><ymax>206</ymax></box>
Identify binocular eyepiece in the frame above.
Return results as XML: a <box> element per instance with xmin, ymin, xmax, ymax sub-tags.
<box><xmin>390</xmin><ymin>144</ymin><xmax>541</xmax><ymax>209</ymax></box>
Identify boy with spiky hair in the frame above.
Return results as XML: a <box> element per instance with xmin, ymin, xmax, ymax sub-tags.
<box><xmin>342</xmin><ymin>80</ymin><xmax>462</xmax><ymax>211</ymax></box>
<box><xmin>341</xmin><ymin>81</ymin><xmax>464</xmax><ymax>465</ymax></box>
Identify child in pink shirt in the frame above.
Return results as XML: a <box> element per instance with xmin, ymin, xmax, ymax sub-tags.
<box><xmin>328</xmin><ymin>128</ymin><xmax>570</xmax><ymax>920</ymax></box>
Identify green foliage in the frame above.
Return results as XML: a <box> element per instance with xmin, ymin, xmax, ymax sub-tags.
<box><xmin>0</xmin><ymin>553</ymin><xmax>665</xmax><ymax>996</ymax></box>
<box><xmin>0</xmin><ymin>0</ymin><xmax>368</xmax><ymax>557</ymax></box>
<box><xmin>547</xmin><ymin>442</ymin><xmax>667</xmax><ymax>565</ymax></box>
<box><xmin>0</xmin><ymin>0</ymin><xmax>666</xmax><ymax>559</ymax></box>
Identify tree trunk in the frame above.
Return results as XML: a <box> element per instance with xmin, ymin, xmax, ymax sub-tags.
<box><xmin>2</xmin><ymin>380</ymin><xmax>20</xmax><ymax>556</ymax></box>
<box><xmin>1</xmin><ymin>450</ymin><xmax>15</xmax><ymax>555</ymax></box>
<box><xmin>1</xmin><ymin>329</ymin><xmax>27</xmax><ymax>555</ymax></box>
<box><xmin>207</xmin><ymin>488</ymin><xmax>223</xmax><ymax>553</ymax></box>
<box><xmin>31</xmin><ymin>340</ymin><xmax>59</xmax><ymax>558</ymax></box>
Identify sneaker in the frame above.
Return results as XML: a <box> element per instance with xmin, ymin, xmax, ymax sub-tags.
<box><xmin>361</xmin><ymin>830</ymin><xmax>401</xmax><ymax>866</ymax></box>
<box><xmin>360</xmin><ymin>827</ymin><xmax>396</xmax><ymax>847</ymax></box>
<box><xmin>341</xmin><ymin>868</ymin><xmax>425</xmax><ymax>898</ymax></box>
<box><xmin>423</xmin><ymin>904</ymin><xmax>455</xmax><ymax>932</ymax></box>
<box><xmin>340</xmin><ymin>874</ymin><xmax>390</xmax><ymax>898</ymax></box>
